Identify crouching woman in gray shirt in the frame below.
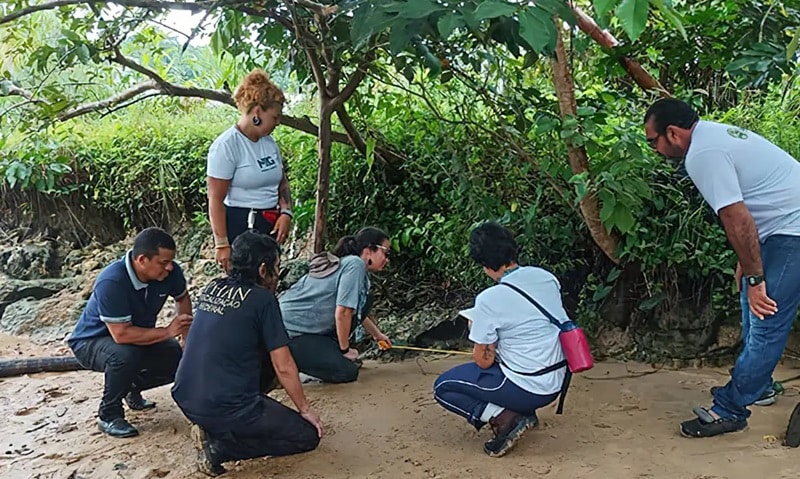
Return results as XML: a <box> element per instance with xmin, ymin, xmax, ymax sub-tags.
<box><xmin>279</xmin><ymin>227</ymin><xmax>393</xmax><ymax>383</ymax></box>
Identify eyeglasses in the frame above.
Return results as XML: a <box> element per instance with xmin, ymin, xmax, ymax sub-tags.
<box><xmin>646</xmin><ymin>132</ymin><xmax>663</xmax><ymax>149</ymax></box>
<box><xmin>374</xmin><ymin>244</ymin><xmax>391</xmax><ymax>258</ymax></box>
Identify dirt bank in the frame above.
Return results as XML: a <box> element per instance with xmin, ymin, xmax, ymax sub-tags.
<box><xmin>1</xmin><ymin>335</ymin><xmax>799</xmax><ymax>479</ymax></box>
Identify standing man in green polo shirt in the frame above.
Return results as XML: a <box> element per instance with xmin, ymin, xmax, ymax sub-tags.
<box><xmin>68</xmin><ymin>227</ymin><xmax>193</xmax><ymax>438</ymax></box>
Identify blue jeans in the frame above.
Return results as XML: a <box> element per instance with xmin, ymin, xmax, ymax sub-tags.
<box><xmin>712</xmin><ymin>235</ymin><xmax>800</xmax><ymax>420</ymax></box>
<box><xmin>433</xmin><ymin>362</ymin><xmax>558</xmax><ymax>430</ymax></box>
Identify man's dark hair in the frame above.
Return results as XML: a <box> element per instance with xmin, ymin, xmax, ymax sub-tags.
<box><xmin>132</xmin><ymin>227</ymin><xmax>176</xmax><ymax>259</ymax></box>
<box><xmin>644</xmin><ymin>98</ymin><xmax>700</xmax><ymax>134</ymax></box>
<box><xmin>229</xmin><ymin>230</ymin><xmax>280</xmax><ymax>286</ymax></box>
<box><xmin>469</xmin><ymin>222</ymin><xmax>519</xmax><ymax>271</ymax></box>
<box><xmin>331</xmin><ymin>227</ymin><xmax>390</xmax><ymax>258</ymax></box>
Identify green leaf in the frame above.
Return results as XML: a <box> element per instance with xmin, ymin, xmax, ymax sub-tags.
<box><xmin>522</xmin><ymin>50</ymin><xmax>538</xmax><ymax>68</ymax></box>
<box><xmin>365</xmin><ymin>137</ymin><xmax>375</xmax><ymax>171</ymax></box>
<box><xmin>389</xmin><ymin>25</ymin><xmax>414</xmax><ymax>55</ymax></box>
<box><xmin>437</xmin><ymin>12</ymin><xmax>465</xmax><ymax>38</ymax></box>
<box><xmin>518</xmin><ymin>7</ymin><xmax>557</xmax><ymax>54</ymax></box>
<box><xmin>60</xmin><ymin>28</ymin><xmax>81</xmax><ymax>43</ymax></box>
<box><xmin>351</xmin><ymin>7</ymin><xmax>395</xmax><ymax>47</ymax></box>
<box><xmin>788</xmin><ymin>27</ymin><xmax>800</xmax><ymax>63</ymax></box>
<box><xmin>607</xmin><ymin>268</ymin><xmax>622</xmax><ymax>282</ymax></box>
<box><xmin>610</xmin><ymin>204</ymin><xmax>636</xmax><ymax>233</ymax></box>
<box><xmin>599</xmin><ymin>194</ymin><xmax>616</xmax><ymax>222</ymax></box>
<box><xmin>615</xmin><ymin>0</ymin><xmax>650</xmax><ymax>41</ymax></box>
<box><xmin>473</xmin><ymin>1</ymin><xmax>518</xmax><ymax>22</ymax></box>
<box><xmin>649</xmin><ymin>0</ymin><xmax>686</xmax><ymax>41</ymax></box>
<box><xmin>415</xmin><ymin>41</ymin><xmax>442</xmax><ymax>76</ymax></box>
<box><xmin>639</xmin><ymin>293</ymin><xmax>666</xmax><ymax>311</ymax></box>
<box><xmin>592</xmin><ymin>284</ymin><xmax>612</xmax><ymax>302</ymax></box>
<box><xmin>76</xmin><ymin>44</ymin><xmax>90</xmax><ymax>63</ymax></box>
<box><xmin>534</xmin><ymin>0</ymin><xmax>577</xmax><ymax>24</ymax></box>
<box><xmin>594</xmin><ymin>0</ymin><xmax>618</xmax><ymax>18</ymax></box>
<box><xmin>399</xmin><ymin>0</ymin><xmax>446</xmax><ymax>19</ymax></box>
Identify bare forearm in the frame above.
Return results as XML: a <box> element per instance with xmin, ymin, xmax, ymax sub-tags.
<box><xmin>720</xmin><ymin>206</ymin><xmax>763</xmax><ymax>275</ymax></box>
<box><xmin>111</xmin><ymin>325</ymin><xmax>174</xmax><ymax>346</ymax></box>
<box><xmin>361</xmin><ymin>317</ymin><xmax>381</xmax><ymax>338</ymax></box>
<box><xmin>208</xmin><ymin>198</ymin><xmax>228</xmax><ymax>241</ymax></box>
<box><xmin>278</xmin><ymin>173</ymin><xmax>293</xmax><ymax>210</ymax></box>
<box><xmin>334</xmin><ymin>307</ymin><xmax>353</xmax><ymax>350</ymax></box>
<box><xmin>175</xmin><ymin>295</ymin><xmax>192</xmax><ymax>316</ymax></box>
<box><xmin>472</xmin><ymin>343</ymin><xmax>496</xmax><ymax>369</ymax></box>
<box><xmin>275</xmin><ymin>363</ymin><xmax>310</xmax><ymax>413</ymax></box>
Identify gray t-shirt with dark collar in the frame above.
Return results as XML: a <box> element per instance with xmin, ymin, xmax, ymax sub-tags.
<box><xmin>278</xmin><ymin>255</ymin><xmax>370</xmax><ymax>338</ymax></box>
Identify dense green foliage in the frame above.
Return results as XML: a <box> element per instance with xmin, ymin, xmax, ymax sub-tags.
<box><xmin>4</xmin><ymin>80</ymin><xmax>798</xmax><ymax>349</ymax></box>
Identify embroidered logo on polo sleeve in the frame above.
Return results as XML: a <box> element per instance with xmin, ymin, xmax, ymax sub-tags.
<box><xmin>727</xmin><ymin>127</ymin><xmax>749</xmax><ymax>140</ymax></box>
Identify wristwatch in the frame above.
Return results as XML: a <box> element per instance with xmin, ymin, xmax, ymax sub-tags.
<box><xmin>745</xmin><ymin>275</ymin><xmax>764</xmax><ymax>287</ymax></box>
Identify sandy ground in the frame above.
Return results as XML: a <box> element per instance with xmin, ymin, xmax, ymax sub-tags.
<box><xmin>1</xmin><ymin>334</ymin><xmax>800</xmax><ymax>479</ymax></box>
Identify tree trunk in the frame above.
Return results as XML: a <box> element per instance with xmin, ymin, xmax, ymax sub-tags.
<box><xmin>571</xmin><ymin>6</ymin><xmax>671</xmax><ymax>97</ymax></box>
<box><xmin>551</xmin><ymin>24</ymin><xmax>621</xmax><ymax>264</ymax></box>
<box><xmin>313</xmin><ymin>101</ymin><xmax>334</xmax><ymax>253</ymax></box>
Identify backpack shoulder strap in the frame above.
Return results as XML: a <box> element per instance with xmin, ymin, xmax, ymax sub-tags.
<box><xmin>499</xmin><ymin>282</ymin><xmax>564</xmax><ymax>331</ymax></box>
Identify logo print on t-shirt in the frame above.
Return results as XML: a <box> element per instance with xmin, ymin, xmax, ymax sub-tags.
<box><xmin>257</xmin><ymin>155</ymin><xmax>277</xmax><ymax>171</ymax></box>
<box><xmin>727</xmin><ymin>127</ymin><xmax>748</xmax><ymax>140</ymax></box>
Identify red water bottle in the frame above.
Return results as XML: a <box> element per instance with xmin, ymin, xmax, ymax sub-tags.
<box><xmin>558</xmin><ymin>320</ymin><xmax>593</xmax><ymax>373</ymax></box>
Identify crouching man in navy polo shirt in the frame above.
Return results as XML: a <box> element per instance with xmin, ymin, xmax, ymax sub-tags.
<box><xmin>68</xmin><ymin>227</ymin><xmax>193</xmax><ymax>438</ymax></box>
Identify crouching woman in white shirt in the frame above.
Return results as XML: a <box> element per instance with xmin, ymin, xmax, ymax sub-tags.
<box><xmin>433</xmin><ymin>222</ymin><xmax>568</xmax><ymax>458</ymax></box>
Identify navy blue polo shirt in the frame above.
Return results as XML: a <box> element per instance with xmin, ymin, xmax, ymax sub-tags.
<box><xmin>67</xmin><ymin>251</ymin><xmax>187</xmax><ymax>347</ymax></box>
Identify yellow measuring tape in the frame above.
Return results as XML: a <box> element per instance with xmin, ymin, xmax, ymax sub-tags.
<box><xmin>382</xmin><ymin>344</ymin><xmax>472</xmax><ymax>356</ymax></box>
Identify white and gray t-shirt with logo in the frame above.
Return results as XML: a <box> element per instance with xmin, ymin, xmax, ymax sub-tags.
<box><xmin>684</xmin><ymin>120</ymin><xmax>800</xmax><ymax>241</ymax></box>
<box><xmin>206</xmin><ymin>126</ymin><xmax>284</xmax><ymax>209</ymax></box>
<box><xmin>462</xmin><ymin>266</ymin><xmax>566</xmax><ymax>396</ymax></box>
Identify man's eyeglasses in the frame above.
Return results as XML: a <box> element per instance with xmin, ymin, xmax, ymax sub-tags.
<box><xmin>374</xmin><ymin>244</ymin><xmax>391</xmax><ymax>258</ymax></box>
<box><xmin>646</xmin><ymin>132</ymin><xmax>663</xmax><ymax>149</ymax></box>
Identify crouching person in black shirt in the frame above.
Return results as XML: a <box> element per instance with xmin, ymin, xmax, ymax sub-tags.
<box><xmin>172</xmin><ymin>231</ymin><xmax>324</xmax><ymax>476</ymax></box>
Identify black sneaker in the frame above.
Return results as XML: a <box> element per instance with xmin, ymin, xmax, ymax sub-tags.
<box><xmin>784</xmin><ymin>402</ymin><xmax>800</xmax><ymax>447</ymax></box>
<box><xmin>97</xmin><ymin>417</ymin><xmax>139</xmax><ymax>438</ymax></box>
<box><xmin>709</xmin><ymin>386</ymin><xmax>777</xmax><ymax>406</ymax></box>
<box><xmin>483</xmin><ymin>410</ymin><xmax>536</xmax><ymax>457</ymax></box>
<box><xmin>191</xmin><ymin>424</ymin><xmax>226</xmax><ymax>476</ymax></box>
<box><xmin>680</xmin><ymin>407</ymin><xmax>747</xmax><ymax>438</ymax></box>
<box><xmin>125</xmin><ymin>391</ymin><xmax>156</xmax><ymax>411</ymax></box>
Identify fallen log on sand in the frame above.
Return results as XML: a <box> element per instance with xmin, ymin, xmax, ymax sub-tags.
<box><xmin>0</xmin><ymin>356</ymin><xmax>86</xmax><ymax>378</ymax></box>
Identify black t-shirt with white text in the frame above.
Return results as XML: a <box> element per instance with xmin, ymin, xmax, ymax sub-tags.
<box><xmin>171</xmin><ymin>277</ymin><xmax>289</xmax><ymax>421</ymax></box>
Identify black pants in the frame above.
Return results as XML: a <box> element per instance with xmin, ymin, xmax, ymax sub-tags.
<box><xmin>225</xmin><ymin>206</ymin><xmax>276</xmax><ymax>244</ymax></box>
<box><xmin>188</xmin><ymin>397</ymin><xmax>320</xmax><ymax>462</ymax></box>
<box><xmin>71</xmin><ymin>336</ymin><xmax>182</xmax><ymax>420</ymax></box>
<box><xmin>288</xmin><ymin>334</ymin><xmax>359</xmax><ymax>383</ymax></box>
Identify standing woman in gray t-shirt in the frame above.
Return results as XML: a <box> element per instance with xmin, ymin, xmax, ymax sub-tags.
<box><xmin>207</xmin><ymin>69</ymin><xmax>295</xmax><ymax>272</ymax></box>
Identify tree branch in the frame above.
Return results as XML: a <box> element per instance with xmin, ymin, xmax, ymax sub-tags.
<box><xmin>285</xmin><ymin>1</ymin><xmax>327</xmax><ymax>97</ymax></box>
<box><xmin>4</xmin><ymin>85</ymin><xmax>37</xmax><ymax>101</ymax></box>
<box><xmin>99</xmin><ymin>92</ymin><xmax>165</xmax><ymax>117</ymax></box>
<box><xmin>147</xmin><ymin>18</ymin><xmax>192</xmax><ymax>39</ymax></box>
<box><xmin>329</xmin><ymin>52</ymin><xmax>373</xmax><ymax>110</ymax></box>
<box><xmin>58</xmin><ymin>81</ymin><xmax>158</xmax><ymax>120</ymax></box>
<box><xmin>335</xmin><ymin>106</ymin><xmax>408</xmax><ymax>165</ymax></box>
<box><xmin>334</xmin><ymin>106</ymin><xmax>367</xmax><ymax>152</ymax></box>
<box><xmin>111</xmin><ymin>48</ymin><xmax>172</xmax><ymax>90</ymax></box>
<box><xmin>572</xmin><ymin>5</ymin><xmax>670</xmax><ymax>97</ymax></box>
<box><xmin>0</xmin><ymin>0</ymin><xmax>234</xmax><ymax>26</ymax></box>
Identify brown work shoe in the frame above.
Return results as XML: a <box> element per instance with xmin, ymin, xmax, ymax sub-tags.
<box><xmin>483</xmin><ymin>410</ymin><xmax>536</xmax><ymax>457</ymax></box>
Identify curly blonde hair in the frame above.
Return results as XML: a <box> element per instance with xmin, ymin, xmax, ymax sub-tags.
<box><xmin>233</xmin><ymin>69</ymin><xmax>285</xmax><ymax>115</ymax></box>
